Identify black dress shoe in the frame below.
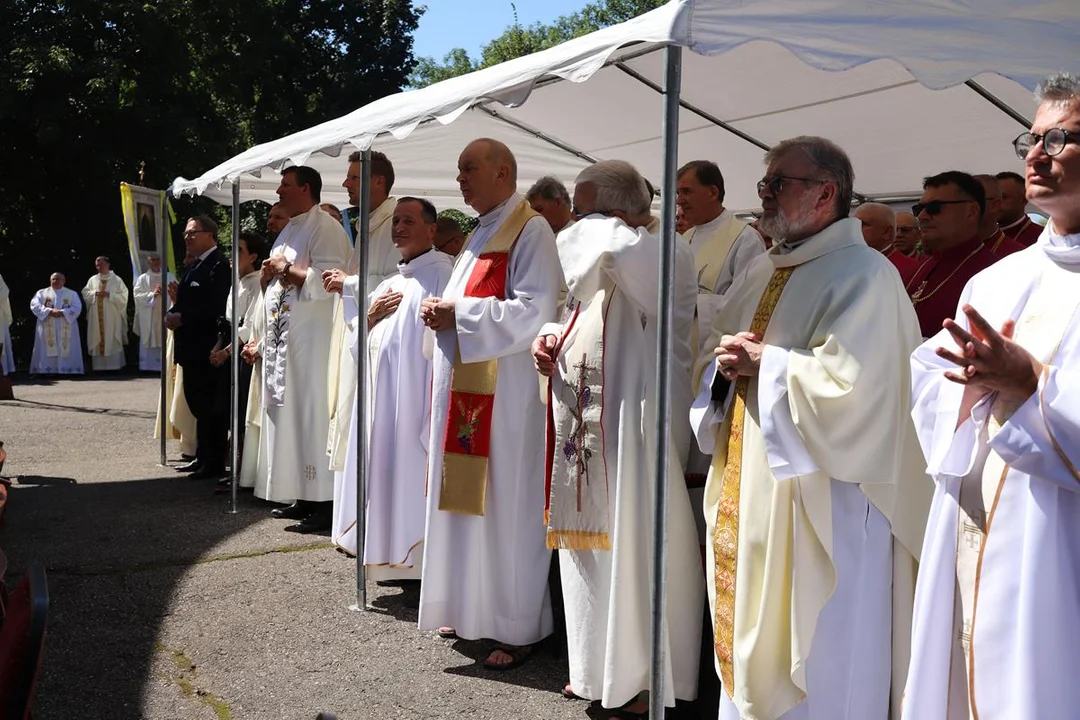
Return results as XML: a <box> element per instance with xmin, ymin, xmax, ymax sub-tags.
<box><xmin>175</xmin><ymin>460</ymin><xmax>202</xmax><ymax>473</ymax></box>
<box><xmin>284</xmin><ymin>513</ymin><xmax>332</xmax><ymax>534</ymax></box>
<box><xmin>271</xmin><ymin>502</ymin><xmax>309</xmax><ymax>520</ymax></box>
<box><xmin>180</xmin><ymin>453</ymin><xmax>197</xmax><ymax>461</ymax></box>
<box><xmin>189</xmin><ymin>467</ymin><xmax>227</xmax><ymax>480</ymax></box>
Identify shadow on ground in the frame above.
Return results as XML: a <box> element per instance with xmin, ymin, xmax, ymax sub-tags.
<box><xmin>1</xmin><ymin>474</ymin><xmax>268</xmax><ymax>719</ymax></box>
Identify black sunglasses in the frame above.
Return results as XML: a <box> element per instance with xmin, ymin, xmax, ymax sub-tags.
<box><xmin>911</xmin><ymin>199</ymin><xmax>974</xmax><ymax>217</ymax></box>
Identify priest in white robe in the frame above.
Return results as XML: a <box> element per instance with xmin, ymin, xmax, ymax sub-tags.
<box><xmin>30</xmin><ymin>272</ymin><xmax>84</xmax><ymax>375</ymax></box>
<box><xmin>418</xmin><ymin>138</ymin><xmax>562</xmax><ymax>670</ymax></box>
<box><xmin>534</xmin><ymin>160</ymin><xmax>704</xmax><ymax>712</ymax></box>
<box><xmin>0</xmin><ymin>272</ymin><xmax>14</xmax><ymax>375</ymax></box>
<box><xmin>132</xmin><ymin>254</ymin><xmax>174</xmax><ymax>372</ymax></box>
<box><xmin>82</xmin><ymin>256</ymin><xmax>129</xmax><ymax>371</ymax></box>
<box><xmin>691</xmin><ymin>137</ymin><xmax>931</xmax><ymax>720</ymax></box>
<box><xmin>325</xmin><ymin>151</ymin><xmax>398</xmax><ymax>473</ymax></box>
<box><xmin>331</xmin><ymin>197</ymin><xmax>453</xmax><ymax>579</ymax></box>
<box><xmin>903</xmin><ymin>72</ymin><xmax>1080</xmax><ymax>720</ymax></box>
<box><xmin>259</xmin><ymin>166</ymin><xmax>350</xmax><ymax>532</ymax></box>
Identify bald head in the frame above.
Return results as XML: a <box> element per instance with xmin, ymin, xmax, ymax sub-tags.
<box><xmin>457</xmin><ymin>138</ymin><xmax>518</xmax><ymax>214</ymax></box>
<box><xmin>50</xmin><ymin>272</ymin><xmax>66</xmax><ymax>289</ymax></box>
<box><xmin>853</xmin><ymin>202</ymin><xmax>896</xmax><ymax>252</ymax></box>
<box><xmin>973</xmin><ymin>174</ymin><xmax>1003</xmax><ymax>238</ymax></box>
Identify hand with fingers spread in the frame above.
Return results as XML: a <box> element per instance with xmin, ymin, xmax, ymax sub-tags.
<box><xmin>714</xmin><ymin>331</ymin><xmax>762</xmax><ymax>380</ymax></box>
<box><xmin>532</xmin><ymin>334</ymin><xmax>558</xmax><ymax>377</ymax></box>
<box><xmin>936</xmin><ymin>304</ymin><xmax>1043</xmax><ymax>404</ymax></box>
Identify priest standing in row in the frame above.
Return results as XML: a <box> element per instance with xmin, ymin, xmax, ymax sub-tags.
<box><xmin>973</xmin><ymin>174</ymin><xmax>1025</xmax><ymax>257</ymax></box>
<box><xmin>82</xmin><ymin>256</ymin><xmax>129</xmax><ymax>371</ymax></box>
<box><xmin>853</xmin><ymin>202</ymin><xmax>918</xmax><ymax>282</ymax></box>
<box><xmin>995</xmin><ymin>170</ymin><xmax>1044</xmax><ymax>246</ymax></box>
<box><xmin>30</xmin><ymin>272</ymin><xmax>83</xmax><ymax>375</ymax></box>
<box><xmin>691</xmin><ymin>136</ymin><xmax>931</xmax><ymax>720</ymax></box>
<box><xmin>332</xmin><ymin>197</ymin><xmax>453</xmax><ymax>578</ymax></box>
<box><xmin>904</xmin><ymin>70</ymin><xmax>1080</xmax><ymax>720</ymax></box>
<box><xmin>260</xmin><ymin>166</ymin><xmax>350</xmax><ymax>532</ymax></box>
<box><xmin>418</xmin><ymin>138</ymin><xmax>562</xmax><ymax>670</ymax></box>
<box><xmin>534</xmin><ymin>160</ymin><xmax>704</xmax><ymax>715</ymax></box>
<box><xmin>133</xmin><ymin>254</ymin><xmax>174</xmax><ymax>372</ymax></box>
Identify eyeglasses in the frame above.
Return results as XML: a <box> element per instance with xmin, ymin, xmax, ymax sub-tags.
<box><xmin>911</xmin><ymin>200</ymin><xmax>973</xmax><ymax>217</ymax></box>
<box><xmin>756</xmin><ymin>175</ymin><xmax>825</xmax><ymax>196</ymax></box>
<box><xmin>1013</xmin><ymin>127</ymin><xmax>1075</xmax><ymax>159</ymax></box>
<box><xmin>183</xmin><ymin>230</ymin><xmax>209</xmax><ymax>239</ymax></box>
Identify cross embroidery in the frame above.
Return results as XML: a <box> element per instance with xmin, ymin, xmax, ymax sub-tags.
<box><xmin>303</xmin><ymin>464</ymin><xmax>317</xmax><ymax>483</ymax></box>
<box><xmin>562</xmin><ymin>354</ymin><xmax>597</xmax><ymax>510</ymax></box>
<box><xmin>962</xmin><ymin>522</ymin><xmax>983</xmax><ymax>551</ymax></box>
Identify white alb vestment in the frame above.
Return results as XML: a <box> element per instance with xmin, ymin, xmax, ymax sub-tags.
<box><xmin>29</xmin><ymin>287</ymin><xmax>84</xmax><ymax>375</ymax></box>
<box><xmin>82</xmin><ymin>271</ymin><xmax>129</xmax><ymax>370</ymax></box>
<box><xmin>332</xmin><ymin>250</ymin><xmax>453</xmax><ymax>575</ymax></box>
<box><xmin>683</xmin><ymin>210</ymin><xmax>766</xmax><ymax>341</ymax></box>
<box><xmin>690</xmin><ymin>219</ymin><xmax>931</xmax><ymax>720</ymax></box>
<box><xmin>132</xmin><ymin>269</ymin><xmax>175</xmax><ymax>371</ymax></box>
<box><xmin>418</xmin><ymin>194</ymin><xmax>561</xmax><ymax>645</ymax></box>
<box><xmin>543</xmin><ymin>216</ymin><xmax>704</xmax><ymax>708</ymax></box>
<box><xmin>327</xmin><ymin>197</ymin><xmax>396</xmax><ymax>470</ymax></box>
<box><xmin>904</xmin><ymin>226</ymin><xmax>1080</xmax><ymax>720</ymax></box>
<box><xmin>0</xmin><ymin>273</ymin><xmax>14</xmax><ymax>374</ymax></box>
<box><xmin>260</xmin><ymin>205</ymin><xmax>350</xmax><ymax>504</ymax></box>
<box><xmin>241</xmin><ymin>291</ymin><xmax>268</xmax><ymax>492</ymax></box>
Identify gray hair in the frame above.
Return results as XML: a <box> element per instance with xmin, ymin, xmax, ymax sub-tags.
<box><xmin>525</xmin><ymin>175</ymin><xmax>571</xmax><ymax>205</ymax></box>
<box><xmin>765</xmin><ymin>136</ymin><xmax>854</xmax><ymax>219</ymax></box>
<box><xmin>854</xmin><ymin>201</ymin><xmax>896</xmax><ymax>230</ymax></box>
<box><xmin>575</xmin><ymin>160</ymin><xmax>651</xmax><ymax>216</ymax></box>
<box><xmin>1036</xmin><ymin>72</ymin><xmax>1080</xmax><ymax>105</ymax></box>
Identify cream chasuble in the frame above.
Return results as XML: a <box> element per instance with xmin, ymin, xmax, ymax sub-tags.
<box><xmin>260</xmin><ymin>205</ymin><xmax>350</xmax><ymax>504</ymax></box>
<box><xmin>327</xmin><ymin>197</ymin><xmax>396</xmax><ymax>470</ymax></box>
<box><xmin>691</xmin><ymin>218</ymin><xmax>931</xmax><ymax>720</ymax></box>
<box><xmin>0</xmin><ymin>273</ymin><xmax>13</xmax><ymax>374</ymax></box>
<box><xmin>154</xmin><ymin>331</ymin><xmax>197</xmax><ymax>457</ymax></box>
<box><xmin>29</xmin><ymin>287</ymin><xmax>83</xmax><ymax>375</ymax></box>
<box><xmin>133</xmin><ymin>270</ymin><xmax>175</xmax><ymax>371</ymax></box>
<box><xmin>905</xmin><ymin>226</ymin><xmax>1080</xmax><ymax>720</ymax></box>
<box><xmin>543</xmin><ymin>216</ymin><xmax>704</xmax><ymax>709</ymax></box>
<box><xmin>82</xmin><ymin>271</ymin><xmax>129</xmax><ymax>369</ymax></box>
<box><xmin>418</xmin><ymin>193</ymin><xmax>561</xmax><ymax>646</ymax></box>
<box><xmin>331</xmin><ymin>250</ymin><xmax>452</xmax><ymax>569</ymax></box>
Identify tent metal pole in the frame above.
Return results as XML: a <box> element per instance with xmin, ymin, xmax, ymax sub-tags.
<box><xmin>228</xmin><ymin>182</ymin><xmax>240</xmax><ymax>515</ymax></box>
<box><xmin>351</xmin><ymin>148</ymin><xmax>373</xmax><ymax>612</ymax></box>
<box><xmin>964</xmin><ymin>80</ymin><xmax>1032</xmax><ymax>129</ymax></box>
<box><xmin>158</xmin><ymin>193</ymin><xmax>169</xmax><ymax>467</ymax></box>
<box><xmin>649</xmin><ymin>43</ymin><xmax>681</xmax><ymax>720</ymax></box>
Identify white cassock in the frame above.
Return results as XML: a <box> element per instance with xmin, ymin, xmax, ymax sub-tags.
<box><xmin>327</xmin><ymin>197</ymin><xmax>396</xmax><ymax>471</ymax></box>
<box><xmin>542</xmin><ymin>216</ymin><xmax>704</xmax><ymax>708</ymax></box>
<box><xmin>690</xmin><ymin>218</ymin><xmax>931</xmax><ymax>720</ymax></box>
<box><xmin>132</xmin><ymin>270</ymin><xmax>175</xmax><ymax>371</ymax></box>
<box><xmin>332</xmin><ymin>250</ymin><xmax>453</xmax><ymax>578</ymax></box>
<box><xmin>154</xmin><ymin>331</ymin><xmax>198</xmax><ymax>457</ymax></box>
<box><xmin>0</xmin><ymin>273</ymin><xmax>14</xmax><ymax>374</ymax></box>
<box><xmin>82</xmin><ymin>271</ymin><xmax>129</xmax><ymax>370</ymax></box>
<box><xmin>241</xmin><ymin>291</ymin><xmax>268</xmax><ymax>492</ymax></box>
<box><xmin>418</xmin><ymin>193</ymin><xmax>562</xmax><ymax>645</ymax></box>
<box><xmin>260</xmin><ymin>205</ymin><xmax>349</xmax><ymax>504</ymax></box>
<box><xmin>904</xmin><ymin>226</ymin><xmax>1080</xmax><ymax>720</ymax></box>
<box><xmin>29</xmin><ymin>287</ymin><xmax>84</xmax><ymax>375</ymax></box>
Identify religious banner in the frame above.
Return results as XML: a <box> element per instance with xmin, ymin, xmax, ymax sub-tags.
<box><xmin>120</xmin><ymin>183</ymin><xmax>178</xmax><ymax>278</ymax></box>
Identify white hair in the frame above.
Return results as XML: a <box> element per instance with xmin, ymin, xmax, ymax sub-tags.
<box><xmin>854</xmin><ymin>201</ymin><xmax>896</xmax><ymax>231</ymax></box>
<box><xmin>1036</xmin><ymin>71</ymin><xmax>1080</xmax><ymax>105</ymax></box>
<box><xmin>575</xmin><ymin>160</ymin><xmax>651</xmax><ymax>216</ymax></box>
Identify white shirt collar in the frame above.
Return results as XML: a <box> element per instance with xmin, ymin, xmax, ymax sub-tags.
<box><xmin>197</xmin><ymin>245</ymin><xmax>216</xmax><ymax>262</ymax></box>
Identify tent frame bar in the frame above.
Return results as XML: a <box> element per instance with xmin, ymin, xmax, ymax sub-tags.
<box><xmin>965</xmin><ymin>80</ymin><xmax>1032</xmax><ymax>128</ymax></box>
<box><xmin>351</xmin><ymin>149</ymin><xmax>373</xmax><ymax>613</ymax></box>
<box><xmin>476</xmin><ymin>105</ymin><xmax>601</xmax><ymax>165</ymax></box>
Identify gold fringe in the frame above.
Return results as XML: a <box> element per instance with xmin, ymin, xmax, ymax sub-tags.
<box><xmin>546</xmin><ymin>529</ymin><xmax>611</xmax><ymax>551</ymax></box>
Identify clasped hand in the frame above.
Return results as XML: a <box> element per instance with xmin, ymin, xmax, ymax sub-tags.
<box><xmin>935</xmin><ymin>304</ymin><xmax>1042</xmax><ymax>403</ymax></box>
<box><xmin>321</xmin><ymin>268</ymin><xmax>347</xmax><ymax>295</ymax></box>
<box><xmin>714</xmin><ymin>331</ymin><xmax>763</xmax><ymax>381</ymax></box>
<box><xmin>420</xmin><ymin>297</ymin><xmax>456</xmax><ymax>331</ymax></box>
<box><xmin>532</xmin><ymin>334</ymin><xmax>558</xmax><ymax>377</ymax></box>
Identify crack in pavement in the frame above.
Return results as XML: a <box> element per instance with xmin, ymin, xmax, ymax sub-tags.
<box><xmin>155</xmin><ymin>642</ymin><xmax>232</xmax><ymax>720</ymax></box>
<box><xmin>41</xmin><ymin>542</ymin><xmax>336</xmax><ymax>577</ymax></box>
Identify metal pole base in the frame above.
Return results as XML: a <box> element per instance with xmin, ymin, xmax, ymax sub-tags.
<box><xmin>347</xmin><ymin>603</ymin><xmax>370</xmax><ymax>613</ymax></box>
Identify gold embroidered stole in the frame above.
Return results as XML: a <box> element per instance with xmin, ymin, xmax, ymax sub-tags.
<box><xmin>438</xmin><ymin>200</ymin><xmax>538</xmax><ymax>515</ymax></box>
<box><xmin>546</xmin><ymin>290</ymin><xmax>613</xmax><ymax>551</ymax></box>
<box><xmin>96</xmin><ymin>276</ymin><xmax>108</xmax><ymax>355</ymax></box>
<box><xmin>712</xmin><ymin>266</ymin><xmax>795</xmax><ymax>692</ymax></box>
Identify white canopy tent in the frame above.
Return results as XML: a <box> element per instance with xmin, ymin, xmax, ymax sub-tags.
<box><xmin>172</xmin><ymin>1</ymin><xmax>1077</xmax><ymax>712</ymax></box>
<box><xmin>173</xmin><ymin>0</ymin><xmax>1076</xmax><ymax>212</ymax></box>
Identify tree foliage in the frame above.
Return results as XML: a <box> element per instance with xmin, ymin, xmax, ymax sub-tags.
<box><xmin>409</xmin><ymin>0</ymin><xmax>666</xmax><ymax>87</ymax></box>
<box><xmin>0</xmin><ymin>0</ymin><xmax>421</xmax><ymax>367</ymax></box>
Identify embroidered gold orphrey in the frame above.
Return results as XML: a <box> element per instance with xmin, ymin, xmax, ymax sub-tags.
<box><xmin>713</xmin><ymin>266</ymin><xmax>795</xmax><ymax>693</ymax></box>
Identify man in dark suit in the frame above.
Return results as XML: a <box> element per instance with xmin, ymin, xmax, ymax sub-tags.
<box><xmin>166</xmin><ymin>215</ymin><xmax>232</xmax><ymax>480</ymax></box>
